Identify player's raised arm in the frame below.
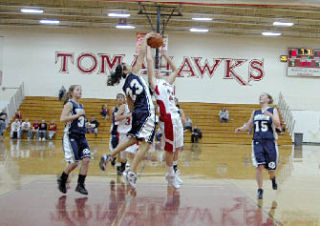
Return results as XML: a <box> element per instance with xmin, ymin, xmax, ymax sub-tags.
<box><xmin>146</xmin><ymin>46</ymin><xmax>156</xmax><ymax>90</ymax></box>
<box><xmin>132</xmin><ymin>32</ymin><xmax>153</xmax><ymax>75</ymax></box>
<box><xmin>235</xmin><ymin>110</ymin><xmax>254</xmax><ymax>134</ymax></box>
<box><xmin>161</xmin><ymin>49</ymin><xmax>178</xmax><ymax>85</ymax></box>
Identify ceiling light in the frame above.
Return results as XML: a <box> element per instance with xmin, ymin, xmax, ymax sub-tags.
<box><xmin>20</xmin><ymin>8</ymin><xmax>43</xmax><ymax>14</ymax></box>
<box><xmin>192</xmin><ymin>17</ymin><xmax>213</xmax><ymax>21</ymax></box>
<box><xmin>190</xmin><ymin>28</ymin><xmax>208</xmax><ymax>33</ymax></box>
<box><xmin>108</xmin><ymin>13</ymin><xmax>130</xmax><ymax>18</ymax></box>
<box><xmin>116</xmin><ymin>24</ymin><xmax>135</xmax><ymax>29</ymax></box>
<box><xmin>262</xmin><ymin>31</ymin><xmax>282</xmax><ymax>36</ymax></box>
<box><xmin>40</xmin><ymin>19</ymin><xmax>60</xmax><ymax>24</ymax></box>
<box><xmin>273</xmin><ymin>21</ymin><xmax>294</xmax><ymax>27</ymax></box>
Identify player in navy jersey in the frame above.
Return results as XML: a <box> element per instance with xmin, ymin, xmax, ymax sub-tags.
<box><xmin>100</xmin><ymin>32</ymin><xmax>156</xmax><ymax>188</ymax></box>
<box><xmin>57</xmin><ymin>85</ymin><xmax>91</xmax><ymax>195</ymax></box>
<box><xmin>235</xmin><ymin>93</ymin><xmax>280</xmax><ymax>199</ymax></box>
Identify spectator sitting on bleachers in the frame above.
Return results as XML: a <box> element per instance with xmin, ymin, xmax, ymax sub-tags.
<box><xmin>87</xmin><ymin>116</ymin><xmax>99</xmax><ymax>137</ymax></box>
<box><xmin>184</xmin><ymin>116</ymin><xmax>193</xmax><ymax>132</ymax></box>
<box><xmin>0</xmin><ymin>108</ymin><xmax>8</xmax><ymax>141</ymax></box>
<box><xmin>101</xmin><ymin>104</ymin><xmax>109</xmax><ymax>120</ymax></box>
<box><xmin>19</xmin><ymin>119</ymin><xmax>32</xmax><ymax>139</ymax></box>
<box><xmin>191</xmin><ymin>125</ymin><xmax>202</xmax><ymax>143</ymax></box>
<box><xmin>58</xmin><ymin>85</ymin><xmax>66</xmax><ymax>101</ymax></box>
<box><xmin>31</xmin><ymin>120</ymin><xmax>40</xmax><ymax>139</ymax></box>
<box><xmin>10</xmin><ymin>119</ymin><xmax>20</xmax><ymax>139</ymax></box>
<box><xmin>38</xmin><ymin>120</ymin><xmax>47</xmax><ymax>141</ymax></box>
<box><xmin>219</xmin><ymin>107</ymin><xmax>229</xmax><ymax>123</ymax></box>
<box><xmin>14</xmin><ymin>111</ymin><xmax>23</xmax><ymax>121</ymax></box>
<box><xmin>48</xmin><ymin>120</ymin><xmax>57</xmax><ymax>140</ymax></box>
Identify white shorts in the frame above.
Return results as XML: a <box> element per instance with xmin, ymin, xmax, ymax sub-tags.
<box><xmin>128</xmin><ymin>110</ymin><xmax>156</xmax><ymax>143</ymax></box>
<box><xmin>159</xmin><ymin>114</ymin><xmax>184</xmax><ymax>152</ymax></box>
<box><xmin>109</xmin><ymin>132</ymin><xmax>139</xmax><ymax>154</ymax></box>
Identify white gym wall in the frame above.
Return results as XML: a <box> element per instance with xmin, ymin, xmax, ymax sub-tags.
<box><xmin>1</xmin><ymin>26</ymin><xmax>320</xmax><ymax>105</ymax></box>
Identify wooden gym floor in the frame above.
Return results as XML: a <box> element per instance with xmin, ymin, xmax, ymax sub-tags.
<box><xmin>0</xmin><ymin>140</ymin><xmax>319</xmax><ymax>225</ymax></box>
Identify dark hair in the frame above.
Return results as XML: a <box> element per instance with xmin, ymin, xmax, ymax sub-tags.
<box><xmin>63</xmin><ymin>85</ymin><xmax>80</xmax><ymax>105</ymax></box>
<box><xmin>107</xmin><ymin>64</ymin><xmax>127</xmax><ymax>86</ymax></box>
<box><xmin>266</xmin><ymin>93</ymin><xmax>273</xmax><ymax>104</ymax></box>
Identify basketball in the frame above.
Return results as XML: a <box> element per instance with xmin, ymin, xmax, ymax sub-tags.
<box><xmin>147</xmin><ymin>33</ymin><xmax>163</xmax><ymax>48</ymax></box>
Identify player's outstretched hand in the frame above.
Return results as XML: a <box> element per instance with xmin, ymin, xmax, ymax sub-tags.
<box><xmin>160</xmin><ymin>48</ymin><xmax>167</xmax><ymax>56</ymax></box>
<box><xmin>235</xmin><ymin>127</ymin><xmax>241</xmax><ymax>134</ymax></box>
<box><xmin>145</xmin><ymin>31</ymin><xmax>156</xmax><ymax>40</ymax></box>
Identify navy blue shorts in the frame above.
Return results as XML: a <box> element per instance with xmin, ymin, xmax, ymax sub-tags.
<box><xmin>62</xmin><ymin>133</ymin><xmax>91</xmax><ymax>163</ymax></box>
<box><xmin>252</xmin><ymin>140</ymin><xmax>278</xmax><ymax>170</ymax></box>
<box><xmin>110</xmin><ymin>134</ymin><xmax>119</xmax><ymax>150</ymax></box>
<box><xmin>128</xmin><ymin>110</ymin><xmax>156</xmax><ymax>143</ymax></box>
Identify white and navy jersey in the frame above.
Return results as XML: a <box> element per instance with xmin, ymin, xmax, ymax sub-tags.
<box><xmin>110</xmin><ymin>106</ymin><xmax>120</xmax><ymax>136</ymax></box>
<box><xmin>122</xmin><ymin>73</ymin><xmax>155</xmax><ymax>114</ymax></box>
<box><xmin>64</xmin><ymin>100</ymin><xmax>86</xmax><ymax>135</ymax></box>
<box><xmin>253</xmin><ymin>108</ymin><xmax>278</xmax><ymax>141</ymax></box>
<box><xmin>154</xmin><ymin>79</ymin><xmax>179</xmax><ymax>118</ymax></box>
<box><xmin>117</xmin><ymin>104</ymin><xmax>131</xmax><ymax>134</ymax></box>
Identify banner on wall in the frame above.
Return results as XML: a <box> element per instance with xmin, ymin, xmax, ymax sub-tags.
<box><xmin>55</xmin><ymin>51</ymin><xmax>265</xmax><ymax>86</ymax></box>
<box><xmin>136</xmin><ymin>32</ymin><xmax>168</xmax><ymax>53</ymax></box>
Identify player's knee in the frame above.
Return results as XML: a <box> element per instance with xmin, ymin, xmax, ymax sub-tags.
<box><xmin>68</xmin><ymin>162</ymin><xmax>79</xmax><ymax>170</ymax></box>
<box><xmin>82</xmin><ymin>157</ymin><xmax>90</xmax><ymax>166</ymax></box>
<box><xmin>257</xmin><ymin>165</ymin><xmax>264</xmax><ymax>170</ymax></box>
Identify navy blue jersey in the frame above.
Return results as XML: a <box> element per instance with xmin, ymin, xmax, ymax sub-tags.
<box><xmin>64</xmin><ymin>100</ymin><xmax>87</xmax><ymax>135</ymax></box>
<box><xmin>122</xmin><ymin>73</ymin><xmax>155</xmax><ymax>113</ymax></box>
<box><xmin>110</xmin><ymin>106</ymin><xmax>119</xmax><ymax>136</ymax></box>
<box><xmin>253</xmin><ymin>108</ymin><xmax>277</xmax><ymax>141</ymax></box>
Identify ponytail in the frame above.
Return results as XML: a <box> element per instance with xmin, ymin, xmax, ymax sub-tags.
<box><xmin>63</xmin><ymin>85</ymin><xmax>79</xmax><ymax>105</ymax></box>
<box><xmin>266</xmin><ymin>93</ymin><xmax>274</xmax><ymax>104</ymax></box>
<box><xmin>107</xmin><ymin>64</ymin><xmax>125</xmax><ymax>86</ymax></box>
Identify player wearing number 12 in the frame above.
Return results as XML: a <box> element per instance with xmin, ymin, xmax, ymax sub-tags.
<box><xmin>57</xmin><ymin>85</ymin><xmax>91</xmax><ymax>195</ymax></box>
<box><xmin>235</xmin><ymin>93</ymin><xmax>280</xmax><ymax>199</ymax></box>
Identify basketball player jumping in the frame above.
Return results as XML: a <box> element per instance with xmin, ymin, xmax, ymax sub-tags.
<box><xmin>146</xmin><ymin>46</ymin><xmax>184</xmax><ymax>189</ymax></box>
<box><xmin>99</xmin><ymin>32</ymin><xmax>156</xmax><ymax>188</ymax></box>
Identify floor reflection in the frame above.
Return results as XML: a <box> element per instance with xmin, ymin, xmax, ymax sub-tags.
<box><xmin>1</xmin><ymin>140</ymin><xmax>320</xmax><ymax>225</ymax></box>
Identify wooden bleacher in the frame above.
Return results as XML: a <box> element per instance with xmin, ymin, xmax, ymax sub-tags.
<box><xmin>4</xmin><ymin>97</ymin><xmax>292</xmax><ymax>145</ymax></box>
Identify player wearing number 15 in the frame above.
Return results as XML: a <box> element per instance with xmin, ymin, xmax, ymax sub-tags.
<box><xmin>57</xmin><ymin>85</ymin><xmax>91</xmax><ymax>195</ymax></box>
<box><xmin>235</xmin><ymin>93</ymin><xmax>280</xmax><ymax>199</ymax></box>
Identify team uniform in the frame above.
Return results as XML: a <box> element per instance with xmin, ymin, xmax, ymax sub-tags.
<box><xmin>62</xmin><ymin>100</ymin><xmax>91</xmax><ymax>163</ymax></box>
<box><xmin>122</xmin><ymin>73</ymin><xmax>156</xmax><ymax>143</ymax></box>
<box><xmin>110</xmin><ymin>104</ymin><xmax>138</xmax><ymax>154</ymax></box>
<box><xmin>252</xmin><ymin>108</ymin><xmax>278</xmax><ymax>170</ymax></box>
<box><xmin>154</xmin><ymin>79</ymin><xmax>184</xmax><ymax>152</ymax></box>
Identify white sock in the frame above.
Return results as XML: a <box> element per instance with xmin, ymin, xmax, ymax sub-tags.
<box><xmin>173</xmin><ymin>161</ymin><xmax>178</xmax><ymax>166</ymax></box>
<box><xmin>167</xmin><ymin>166</ymin><xmax>175</xmax><ymax>176</ymax></box>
